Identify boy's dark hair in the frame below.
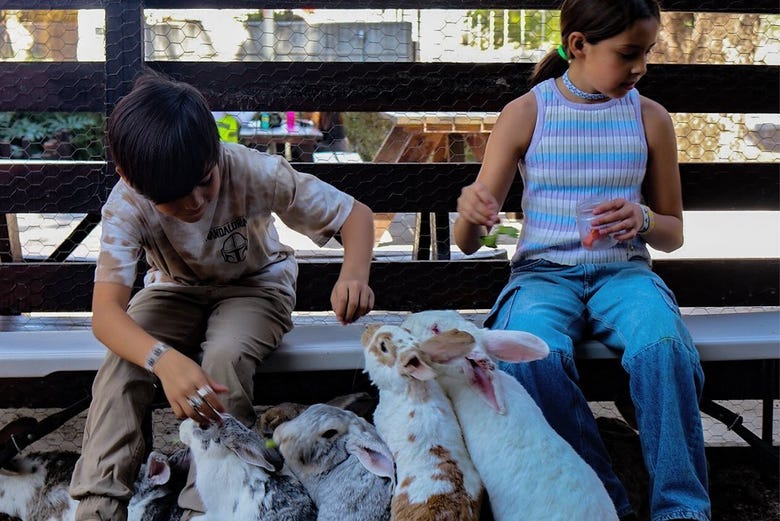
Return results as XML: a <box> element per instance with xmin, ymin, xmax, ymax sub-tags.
<box><xmin>107</xmin><ymin>71</ymin><xmax>220</xmax><ymax>204</ymax></box>
<box><xmin>530</xmin><ymin>0</ymin><xmax>661</xmax><ymax>87</ymax></box>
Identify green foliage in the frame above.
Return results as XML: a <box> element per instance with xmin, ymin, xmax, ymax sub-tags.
<box><xmin>465</xmin><ymin>9</ymin><xmax>560</xmax><ymax>50</ymax></box>
<box><xmin>479</xmin><ymin>224</ymin><xmax>520</xmax><ymax>248</ymax></box>
<box><xmin>243</xmin><ymin>9</ymin><xmax>305</xmax><ymax>23</ymax></box>
<box><xmin>341</xmin><ymin>112</ymin><xmax>394</xmax><ymax>162</ymax></box>
<box><xmin>0</xmin><ymin>112</ymin><xmax>104</xmax><ymax>159</ymax></box>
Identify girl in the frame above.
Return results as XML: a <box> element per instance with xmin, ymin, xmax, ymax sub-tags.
<box><xmin>454</xmin><ymin>1</ymin><xmax>710</xmax><ymax>520</ymax></box>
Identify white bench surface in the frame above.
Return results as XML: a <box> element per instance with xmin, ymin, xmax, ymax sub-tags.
<box><xmin>0</xmin><ymin>311</ymin><xmax>778</xmax><ymax>378</ymax></box>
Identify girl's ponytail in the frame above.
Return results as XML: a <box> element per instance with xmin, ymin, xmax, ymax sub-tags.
<box><xmin>529</xmin><ymin>47</ymin><xmax>569</xmax><ymax>87</ymax></box>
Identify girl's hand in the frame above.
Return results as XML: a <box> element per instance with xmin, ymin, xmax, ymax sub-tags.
<box><xmin>331</xmin><ymin>277</ymin><xmax>374</xmax><ymax>325</ymax></box>
<box><xmin>591</xmin><ymin>198</ymin><xmax>645</xmax><ymax>241</ymax></box>
<box><xmin>457</xmin><ymin>181</ymin><xmax>501</xmax><ymax>229</ymax></box>
<box><xmin>153</xmin><ymin>349</ymin><xmax>227</xmax><ymax>424</ymax></box>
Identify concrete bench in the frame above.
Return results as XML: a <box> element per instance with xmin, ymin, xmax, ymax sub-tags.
<box><xmin>2</xmin><ymin>311</ymin><xmax>777</xmax><ymax>378</ymax></box>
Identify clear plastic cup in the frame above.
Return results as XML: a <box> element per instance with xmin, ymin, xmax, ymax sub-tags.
<box><xmin>576</xmin><ymin>197</ymin><xmax>618</xmax><ymax>250</ymax></box>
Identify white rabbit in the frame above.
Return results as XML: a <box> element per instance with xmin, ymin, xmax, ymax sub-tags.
<box><xmin>361</xmin><ymin>324</ymin><xmax>483</xmax><ymax>521</ymax></box>
<box><xmin>0</xmin><ymin>449</ymin><xmax>186</xmax><ymax>521</ymax></box>
<box><xmin>272</xmin><ymin>403</ymin><xmax>394</xmax><ymax>521</ymax></box>
<box><xmin>179</xmin><ymin>414</ymin><xmax>317</xmax><ymax>521</ymax></box>
<box><xmin>403</xmin><ymin>310</ymin><xmax>619</xmax><ymax>521</ymax></box>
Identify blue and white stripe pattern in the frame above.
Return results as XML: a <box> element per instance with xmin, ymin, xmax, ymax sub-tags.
<box><xmin>513</xmin><ymin>78</ymin><xmax>652</xmax><ymax>266</ymax></box>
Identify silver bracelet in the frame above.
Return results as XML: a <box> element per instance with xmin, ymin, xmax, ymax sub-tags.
<box><xmin>144</xmin><ymin>341</ymin><xmax>170</xmax><ymax>374</ymax></box>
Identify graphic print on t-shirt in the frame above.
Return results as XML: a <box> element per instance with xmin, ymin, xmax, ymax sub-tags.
<box><xmin>207</xmin><ymin>216</ymin><xmax>248</xmax><ymax>263</ymax></box>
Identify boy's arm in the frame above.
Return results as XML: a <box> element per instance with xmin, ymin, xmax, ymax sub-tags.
<box><xmin>331</xmin><ymin>200</ymin><xmax>375</xmax><ymax>324</ymax></box>
<box><xmin>91</xmin><ymin>281</ymin><xmax>226</xmax><ymax>422</ymax></box>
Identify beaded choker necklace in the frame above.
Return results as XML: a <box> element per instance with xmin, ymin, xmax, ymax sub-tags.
<box><xmin>562</xmin><ymin>70</ymin><xmax>608</xmax><ymax>101</ymax></box>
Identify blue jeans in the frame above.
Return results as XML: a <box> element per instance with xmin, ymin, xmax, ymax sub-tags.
<box><xmin>485</xmin><ymin>259</ymin><xmax>711</xmax><ymax>521</ymax></box>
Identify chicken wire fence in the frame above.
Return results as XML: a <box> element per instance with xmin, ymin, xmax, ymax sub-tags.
<box><xmin>0</xmin><ymin>5</ymin><xmax>778</xmax><ymax>449</ymax></box>
<box><xmin>1</xmin><ymin>7</ymin><xmax>778</xmax><ymax>267</ymax></box>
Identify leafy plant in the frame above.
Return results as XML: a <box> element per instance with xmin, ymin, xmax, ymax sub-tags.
<box><xmin>479</xmin><ymin>224</ymin><xmax>519</xmax><ymax>248</ymax></box>
<box><xmin>0</xmin><ymin>112</ymin><xmax>104</xmax><ymax>159</ymax></box>
<box><xmin>243</xmin><ymin>9</ymin><xmax>305</xmax><ymax>23</ymax></box>
<box><xmin>342</xmin><ymin>112</ymin><xmax>394</xmax><ymax>161</ymax></box>
<box><xmin>465</xmin><ymin>9</ymin><xmax>560</xmax><ymax>50</ymax></box>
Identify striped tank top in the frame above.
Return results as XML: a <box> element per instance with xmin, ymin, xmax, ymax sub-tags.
<box><xmin>513</xmin><ymin>77</ymin><xmax>652</xmax><ymax>266</ymax></box>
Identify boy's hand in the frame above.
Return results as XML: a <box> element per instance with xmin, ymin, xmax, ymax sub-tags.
<box><xmin>153</xmin><ymin>349</ymin><xmax>228</xmax><ymax>424</ymax></box>
<box><xmin>331</xmin><ymin>278</ymin><xmax>374</xmax><ymax>325</ymax></box>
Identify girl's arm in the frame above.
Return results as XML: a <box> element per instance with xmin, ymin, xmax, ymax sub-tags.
<box><xmin>640</xmin><ymin>96</ymin><xmax>685</xmax><ymax>252</ymax></box>
<box><xmin>454</xmin><ymin>93</ymin><xmax>537</xmax><ymax>254</ymax></box>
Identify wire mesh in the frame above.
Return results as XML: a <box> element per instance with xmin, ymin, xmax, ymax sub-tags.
<box><xmin>0</xmin><ymin>5</ymin><xmax>777</xmax><ymax>449</ymax></box>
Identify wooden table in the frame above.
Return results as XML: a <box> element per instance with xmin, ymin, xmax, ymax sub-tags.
<box><xmin>373</xmin><ymin>112</ymin><xmax>499</xmax><ymax>258</ymax></box>
<box><xmin>374</xmin><ymin>111</ymin><xmax>498</xmax><ymax>163</ymax></box>
<box><xmin>240</xmin><ymin>121</ymin><xmax>324</xmax><ymax>162</ymax></box>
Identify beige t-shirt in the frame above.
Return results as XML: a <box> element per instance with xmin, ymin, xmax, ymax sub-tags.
<box><xmin>95</xmin><ymin>143</ymin><xmax>354</xmax><ymax>295</ymax></box>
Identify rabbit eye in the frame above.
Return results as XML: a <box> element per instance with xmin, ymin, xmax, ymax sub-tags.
<box><xmin>379</xmin><ymin>341</ymin><xmax>388</xmax><ymax>353</ymax></box>
<box><xmin>321</xmin><ymin>429</ymin><xmax>338</xmax><ymax>439</ymax></box>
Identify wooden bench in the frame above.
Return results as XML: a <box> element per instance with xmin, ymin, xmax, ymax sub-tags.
<box><xmin>0</xmin><ymin>0</ymin><xmax>777</xmax><ymax>461</ymax></box>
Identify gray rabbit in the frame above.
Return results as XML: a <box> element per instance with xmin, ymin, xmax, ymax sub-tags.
<box><xmin>273</xmin><ymin>403</ymin><xmax>394</xmax><ymax>521</ymax></box>
<box><xmin>127</xmin><ymin>448</ymin><xmax>189</xmax><ymax>521</ymax></box>
<box><xmin>0</xmin><ymin>451</ymin><xmax>79</xmax><ymax>521</ymax></box>
<box><xmin>179</xmin><ymin>414</ymin><xmax>317</xmax><ymax>521</ymax></box>
<box><xmin>0</xmin><ymin>449</ymin><xmax>185</xmax><ymax>521</ymax></box>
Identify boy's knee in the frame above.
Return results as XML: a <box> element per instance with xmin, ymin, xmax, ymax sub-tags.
<box><xmin>75</xmin><ymin>495</ymin><xmax>127</xmax><ymax>521</ymax></box>
<box><xmin>200</xmin><ymin>343</ymin><xmax>258</xmax><ymax>374</ymax></box>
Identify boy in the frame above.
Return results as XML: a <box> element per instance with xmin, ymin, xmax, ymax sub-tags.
<box><xmin>69</xmin><ymin>72</ymin><xmax>375</xmax><ymax>520</ymax></box>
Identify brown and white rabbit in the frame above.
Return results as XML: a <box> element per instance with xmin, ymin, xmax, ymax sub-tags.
<box><xmin>273</xmin><ymin>403</ymin><xmax>394</xmax><ymax>521</ymax></box>
<box><xmin>361</xmin><ymin>324</ymin><xmax>483</xmax><ymax>521</ymax></box>
<box><xmin>179</xmin><ymin>414</ymin><xmax>317</xmax><ymax>521</ymax></box>
<box><xmin>403</xmin><ymin>310</ymin><xmax>618</xmax><ymax>521</ymax></box>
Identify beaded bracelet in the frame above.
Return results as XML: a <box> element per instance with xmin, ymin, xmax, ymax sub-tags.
<box><xmin>144</xmin><ymin>341</ymin><xmax>170</xmax><ymax>374</ymax></box>
<box><xmin>638</xmin><ymin>204</ymin><xmax>656</xmax><ymax>235</ymax></box>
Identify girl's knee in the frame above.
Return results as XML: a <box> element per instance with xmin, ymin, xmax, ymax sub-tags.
<box><xmin>500</xmin><ymin>349</ymin><xmax>575</xmax><ymax>382</ymax></box>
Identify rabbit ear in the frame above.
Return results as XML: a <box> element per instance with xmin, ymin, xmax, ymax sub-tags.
<box><xmin>229</xmin><ymin>440</ymin><xmax>283</xmax><ymax>473</ymax></box>
<box><xmin>361</xmin><ymin>323</ymin><xmax>382</xmax><ymax>345</ymax></box>
<box><xmin>347</xmin><ymin>423</ymin><xmax>395</xmax><ymax>481</ymax></box>
<box><xmin>222</xmin><ymin>417</ymin><xmax>283</xmax><ymax>472</ymax></box>
<box><xmin>418</xmin><ymin>329</ymin><xmax>476</xmax><ymax>363</ymax></box>
<box><xmin>462</xmin><ymin>353</ymin><xmax>507</xmax><ymax>414</ymax></box>
<box><xmin>398</xmin><ymin>349</ymin><xmax>436</xmax><ymax>381</ymax></box>
<box><xmin>481</xmin><ymin>330</ymin><xmax>549</xmax><ymax>362</ymax></box>
<box><xmin>145</xmin><ymin>451</ymin><xmax>171</xmax><ymax>486</ymax></box>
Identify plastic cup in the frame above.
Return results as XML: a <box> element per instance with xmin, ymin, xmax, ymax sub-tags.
<box><xmin>576</xmin><ymin>197</ymin><xmax>618</xmax><ymax>250</ymax></box>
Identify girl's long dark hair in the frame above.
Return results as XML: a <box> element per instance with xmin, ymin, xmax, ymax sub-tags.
<box><xmin>530</xmin><ymin>0</ymin><xmax>661</xmax><ymax>87</ymax></box>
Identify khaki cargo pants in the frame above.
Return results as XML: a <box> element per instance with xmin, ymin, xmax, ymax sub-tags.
<box><xmin>69</xmin><ymin>284</ymin><xmax>294</xmax><ymax>521</ymax></box>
